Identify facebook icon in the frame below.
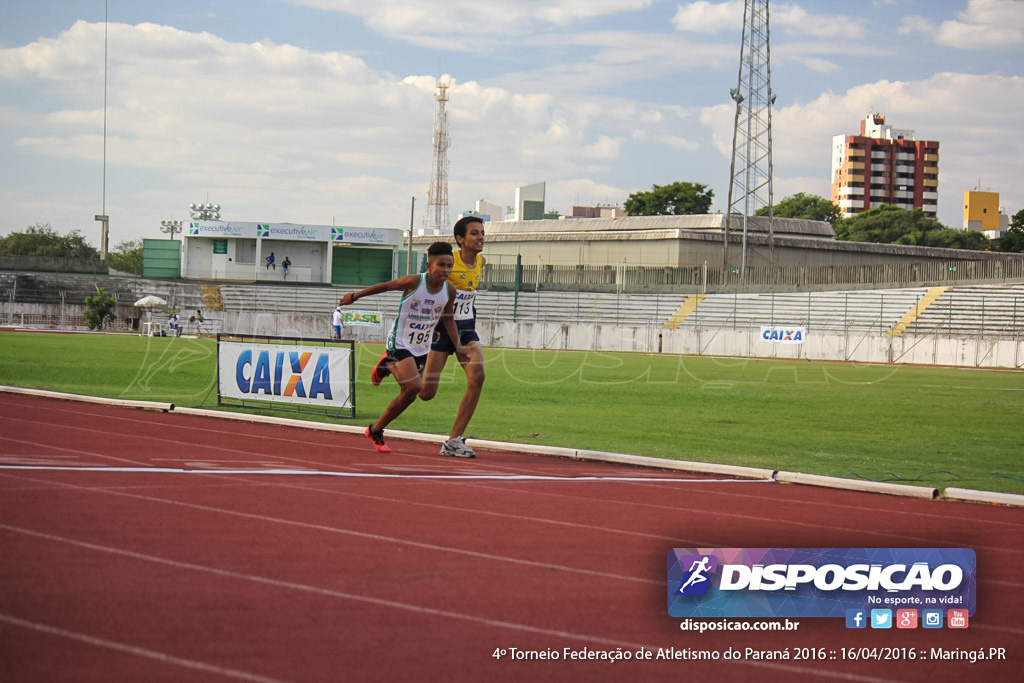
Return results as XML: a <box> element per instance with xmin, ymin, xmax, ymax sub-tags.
<box><xmin>845</xmin><ymin>609</ymin><xmax>867</xmax><ymax>629</ymax></box>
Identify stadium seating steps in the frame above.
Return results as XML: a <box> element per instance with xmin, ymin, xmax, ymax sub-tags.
<box><xmin>215</xmin><ymin>281</ymin><xmax>1024</xmax><ymax>339</ymax></box>
<box><xmin>3</xmin><ymin>272</ymin><xmax>1023</xmax><ymax>339</ymax></box>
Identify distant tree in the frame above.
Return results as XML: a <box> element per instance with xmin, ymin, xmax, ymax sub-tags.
<box><xmin>834</xmin><ymin>205</ymin><xmax>988</xmax><ymax>251</ymax></box>
<box><xmin>834</xmin><ymin>206</ymin><xmax>921</xmax><ymax>243</ymax></box>
<box><xmin>756</xmin><ymin>192</ymin><xmax>840</xmax><ymax>225</ymax></box>
<box><xmin>995</xmin><ymin>209</ymin><xmax>1024</xmax><ymax>253</ymax></box>
<box><xmin>108</xmin><ymin>239</ymin><xmax>144</xmax><ymax>275</ymax></box>
<box><xmin>624</xmin><ymin>181</ymin><xmax>714</xmax><ymax>216</ymax></box>
<box><xmin>83</xmin><ymin>287</ymin><xmax>117</xmax><ymax>330</ymax></box>
<box><xmin>543</xmin><ymin>210</ymin><xmax>562</xmax><ymax>219</ymax></box>
<box><xmin>0</xmin><ymin>224</ymin><xmax>100</xmax><ymax>259</ymax></box>
<box><xmin>923</xmin><ymin>228</ymin><xmax>990</xmax><ymax>250</ymax></box>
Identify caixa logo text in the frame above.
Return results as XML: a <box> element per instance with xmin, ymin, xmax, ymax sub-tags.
<box><xmin>235</xmin><ymin>349</ymin><xmax>333</xmax><ymax>399</ymax></box>
<box><xmin>761</xmin><ymin>327</ymin><xmax>804</xmax><ymax>342</ymax></box>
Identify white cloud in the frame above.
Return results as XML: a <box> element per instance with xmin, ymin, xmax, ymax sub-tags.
<box><xmin>671</xmin><ymin>1</ymin><xmax>866</xmax><ymax>39</ymax></box>
<box><xmin>581</xmin><ymin>135</ymin><xmax>624</xmax><ymax>158</ymax></box>
<box><xmin>771</xmin><ymin>4</ymin><xmax>866</xmax><ymax>39</ymax></box>
<box><xmin>547</xmin><ymin>177</ymin><xmax>630</xmax><ymax>211</ymax></box>
<box><xmin>491</xmin><ymin>31</ymin><xmax>735</xmax><ymax>96</ymax></box>
<box><xmin>289</xmin><ymin>0</ymin><xmax>654</xmax><ymax>36</ymax></box>
<box><xmin>654</xmin><ymin>134</ymin><xmax>700</xmax><ymax>151</ymax></box>
<box><xmin>717</xmin><ymin>72</ymin><xmax>1024</xmax><ymax>225</ymax></box>
<box><xmin>671</xmin><ymin>0</ymin><xmax>742</xmax><ymax>33</ymax></box>
<box><xmin>935</xmin><ymin>0</ymin><xmax>1024</xmax><ymax>49</ymax></box>
<box><xmin>796</xmin><ymin>57</ymin><xmax>840</xmax><ymax>74</ymax></box>
<box><xmin>0</xmin><ymin>20</ymin><xmax>675</xmax><ymax>240</ymax></box>
<box><xmin>772</xmin><ymin>40</ymin><xmax>889</xmax><ymax>78</ymax></box>
<box><xmin>898</xmin><ymin>15</ymin><xmax>937</xmax><ymax>36</ymax></box>
<box><xmin>690</xmin><ymin>67</ymin><xmax>1024</xmax><ymax>226</ymax></box>
<box><xmin>2</xmin><ymin>6</ymin><xmax>1022</xmax><ymax>245</ymax></box>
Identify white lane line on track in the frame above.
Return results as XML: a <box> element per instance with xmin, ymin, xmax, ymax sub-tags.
<box><xmin>0</xmin><ymin>613</ymin><xmax>287</xmax><ymax>683</ymax></box>
<box><xmin>0</xmin><ymin>521</ymin><xmax>655</xmax><ymax>645</ymax></box>
<box><xmin>0</xmin><ymin>523</ymin><xmax>909</xmax><ymax>683</ymax></box>
<box><xmin>0</xmin><ymin>471</ymin><xmax>693</xmax><ymax>586</ymax></box>
<box><xmin>0</xmin><ymin>464</ymin><xmax>773</xmax><ymax>483</ymax></box>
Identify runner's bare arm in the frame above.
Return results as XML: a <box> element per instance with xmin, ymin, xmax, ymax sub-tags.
<box><xmin>339</xmin><ymin>274</ymin><xmax>421</xmax><ymax>305</ymax></box>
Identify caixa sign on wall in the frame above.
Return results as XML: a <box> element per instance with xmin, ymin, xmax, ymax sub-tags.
<box><xmin>760</xmin><ymin>326</ymin><xmax>806</xmax><ymax>343</ymax></box>
<box><xmin>217</xmin><ymin>335</ymin><xmax>355</xmax><ymax>418</ymax></box>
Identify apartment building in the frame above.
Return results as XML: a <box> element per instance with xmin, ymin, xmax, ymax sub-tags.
<box><xmin>830</xmin><ymin>113</ymin><xmax>939</xmax><ymax>218</ymax></box>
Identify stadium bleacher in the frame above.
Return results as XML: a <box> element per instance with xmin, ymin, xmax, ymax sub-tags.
<box><xmin>673</xmin><ymin>288</ymin><xmax>932</xmax><ymax>335</ymax></box>
<box><xmin>900</xmin><ymin>284</ymin><xmax>1024</xmax><ymax>340</ymax></box>
<box><xmin>4</xmin><ymin>272</ymin><xmax>1023</xmax><ymax>344</ymax></box>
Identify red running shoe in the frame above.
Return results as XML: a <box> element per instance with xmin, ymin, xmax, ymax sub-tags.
<box><xmin>370</xmin><ymin>352</ymin><xmax>390</xmax><ymax>387</ymax></box>
<box><xmin>365</xmin><ymin>424</ymin><xmax>391</xmax><ymax>453</ymax></box>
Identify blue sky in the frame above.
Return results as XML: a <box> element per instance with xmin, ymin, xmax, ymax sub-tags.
<box><xmin>1</xmin><ymin>0</ymin><xmax>1022</xmax><ymax>249</ymax></box>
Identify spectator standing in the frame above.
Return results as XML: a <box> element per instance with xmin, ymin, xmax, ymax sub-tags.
<box><xmin>332</xmin><ymin>305</ymin><xmax>343</xmax><ymax>340</ymax></box>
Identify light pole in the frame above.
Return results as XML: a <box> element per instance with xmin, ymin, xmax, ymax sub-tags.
<box><xmin>160</xmin><ymin>219</ymin><xmax>182</xmax><ymax>239</ymax></box>
<box><xmin>189</xmin><ymin>203</ymin><xmax>221</xmax><ymax>221</ymax></box>
<box><xmin>94</xmin><ymin>214</ymin><xmax>109</xmax><ymax>260</ymax></box>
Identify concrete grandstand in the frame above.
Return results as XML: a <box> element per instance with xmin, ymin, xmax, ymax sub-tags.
<box><xmin>2</xmin><ymin>269</ymin><xmax>1022</xmax><ymax>369</ymax></box>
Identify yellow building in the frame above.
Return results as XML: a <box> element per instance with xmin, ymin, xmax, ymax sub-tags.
<box><xmin>963</xmin><ymin>190</ymin><xmax>1001</xmax><ymax>233</ymax></box>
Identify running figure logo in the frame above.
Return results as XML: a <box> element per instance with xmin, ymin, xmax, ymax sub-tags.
<box><xmin>677</xmin><ymin>554</ymin><xmax>718</xmax><ymax>595</ymax></box>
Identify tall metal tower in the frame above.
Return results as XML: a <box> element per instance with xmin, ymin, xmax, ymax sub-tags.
<box><xmin>424</xmin><ymin>80</ymin><xmax>451</xmax><ymax>235</ymax></box>
<box><xmin>723</xmin><ymin>0</ymin><xmax>775</xmax><ymax>274</ymax></box>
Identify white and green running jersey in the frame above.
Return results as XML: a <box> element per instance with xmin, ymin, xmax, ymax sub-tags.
<box><xmin>386</xmin><ymin>274</ymin><xmax>448</xmax><ymax>356</ymax></box>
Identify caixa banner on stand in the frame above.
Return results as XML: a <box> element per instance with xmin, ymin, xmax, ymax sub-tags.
<box><xmin>217</xmin><ymin>335</ymin><xmax>356</xmax><ymax>418</ymax></box>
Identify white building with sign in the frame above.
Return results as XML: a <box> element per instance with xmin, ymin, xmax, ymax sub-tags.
<box><xmin>182</xmin><ymin>220</ymin><xmax>404</xmax><ymax>286</ymax></box>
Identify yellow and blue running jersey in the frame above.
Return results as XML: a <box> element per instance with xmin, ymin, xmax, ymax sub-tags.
<box><xmin>449</xmin><ymin>251</ymin><xmax>482</xmax><ymax>321</ymax></box>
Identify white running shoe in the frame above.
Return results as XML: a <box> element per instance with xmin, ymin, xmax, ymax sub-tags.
<box><xmin>440</xmin><ymin>436</ymin><xmax>476</xmax><ymax>458</ymax></box>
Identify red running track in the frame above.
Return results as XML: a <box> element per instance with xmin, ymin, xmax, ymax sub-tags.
<box><xmin>0</xmin><ymin>392</ymin><xmax>1021</xmax><ymax>682</ymax></box>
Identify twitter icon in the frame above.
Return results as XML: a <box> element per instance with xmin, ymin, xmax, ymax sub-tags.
<box><xmin>870</xmin><ymin>609</ymin><xmax>893</xmax><ymax>629</ymax></box>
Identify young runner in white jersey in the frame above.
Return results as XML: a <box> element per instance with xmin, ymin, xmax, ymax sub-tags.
<box><xmin>338</xmin><ymin>242</ymin><xmax>463</xmax><ymax>453</ymax></box>
<box><xmin>419</xmin><ymin>216</ymin><xmax>486</xmax><ymax>458</ymax></box>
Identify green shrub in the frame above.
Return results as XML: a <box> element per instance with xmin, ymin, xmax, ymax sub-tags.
<box><xmin>83</xmin><ymin>287</ymin><xmax>117</xmax><ymax>330</ymax></box>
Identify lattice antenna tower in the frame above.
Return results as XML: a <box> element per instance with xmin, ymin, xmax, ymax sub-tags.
<box><xmin>425</xmin><ymin>80</ymin><xmax>451</xmax><ymax>235</ymax></box>
<box><xmin>723</xmin><ymin>0</ymin><xmax>776</xmax><ymax>274</ymax></box>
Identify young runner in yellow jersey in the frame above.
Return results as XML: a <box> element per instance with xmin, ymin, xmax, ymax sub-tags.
<box><xmin>420</xmin><ymin>216</ymin><xmax>486</xmax><ymax>458</ymax></box>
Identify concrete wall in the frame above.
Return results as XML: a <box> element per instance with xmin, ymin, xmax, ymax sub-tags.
<box><xmin>227</xmin><ymin>310</ymin><xmax>387</xmax><ymax>344</ymax></box>
<box><xmin>6</xmin><ymin>302</ymin><xmax>1020</xmax><ymax>370</ymax></box>
<box><xmin>214</xmin><ymin>311</ymin><xmax>1023</xmax><ymax>370</ymax></box>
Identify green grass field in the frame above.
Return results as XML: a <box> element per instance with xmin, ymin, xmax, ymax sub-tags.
<box><xmin>1</xmin><ymin>330</ymin><xmax>1022</xmax><ymax>494</ymax></box>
